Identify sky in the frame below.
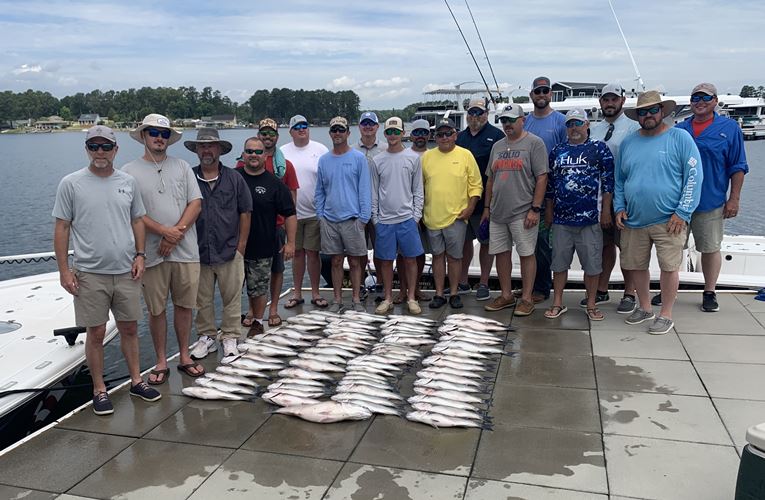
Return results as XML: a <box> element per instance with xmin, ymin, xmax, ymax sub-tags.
<box><xmin>2</xmin><ymin>0</ymin><xmax>764</xmax><ymax>109</ymax></box>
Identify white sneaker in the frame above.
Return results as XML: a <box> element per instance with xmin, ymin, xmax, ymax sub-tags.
<box><xmin>220</xmin><ymin>338</ymin><xmax>239</xmax><ymax>364</ymax></box>
<box><xmin>190</xmin><ymin>336</ymin><xmax>217</xmax><ymax>359</ymax></box>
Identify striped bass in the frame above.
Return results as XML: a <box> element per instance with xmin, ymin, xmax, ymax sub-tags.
<box><xmin>406</xmin><ymin>410</ymin><xmax>488</xmax><ymax>429</ymax></box>
<box><xmin>277</xmin><ymin>367</ymin><xmax>334</xmax><ymax>381</ymax></box>
<box><xmin>182</xmin><ymin>386</ymin><xmax>247</xmax><ymax>400</ymax></box>
<box><xmin>289</xmin><ymin>358</ymin><xmax>346</xmax><ymax>373</ymax></box>
<box><xmin>274</xmin><ymin>401</ymin><xmax>372</xmax><ymax>423</ymax></box>
<box><xmin>261</xmin><ymin>391</ymin><xmax>320</xmax><ymax>407</ymax></box>
<box><xmin>205</xmin><ymin>371</ymin><xmax>259</xmax><ymax>387</ymax></box>
<box><xmin>196</xmin><ymin>377</ymin><xmax>256</xmax><ymax>395</ymax></box>
<box><xmin>216</xmin><ymin>365</ymin><xmax>272</xmax><ymax>379</ymax></box>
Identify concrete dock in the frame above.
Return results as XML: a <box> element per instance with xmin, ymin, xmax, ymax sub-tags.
<box><xmin>0</xmin><ymin>290</ymin><xmax>763</xmax><ymax>499</ymax></box>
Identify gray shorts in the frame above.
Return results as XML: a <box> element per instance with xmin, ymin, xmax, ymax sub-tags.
<box><xmin>489</xmin><ymin>218</ymin><xmax>538</xmax><ymax>257</ymax></box>
<box><xmin>465</xmin><ymin>212</ymin><xmax>489</xmax><ymax>245</ymax></box>
<box><xmin>74</xmin><ymin>271</ymin><xmax>142</xmax><ymax>327</ymax></box>
<box><xmin>689</xmin><ymin>206</ymin><xmax>724</xmax><ymax>253</ymax></box>
<box><xmin>427</xmin><ymin>220</ymin><xmax>468</xmax><ymax>258</ymax></box>
<box><xmin>320</xmin><ymin>218</ymin><xmax>368</xmax><ymax>256</ymax></box>
<box><xmin>551</xmin><ymin>223</ymin><xmax>603</xmax><ymax>275</ymax></box>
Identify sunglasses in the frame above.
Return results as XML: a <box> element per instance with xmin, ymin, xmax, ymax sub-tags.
<box><xmin>410</xmin><ymin>129</ymin><xmax>430</xmax><ymax>137</ymax></box>
<box><xmin>86</xmin><ymin>142</ymin><xmax>115</xmax><ymax>152</ymax></box>
<box><xmin>384</xmin><ymin>129</ymin><xmax>403</xmax><ymax>136</ymax></box>
<box><xmin>499</xmin><ymin>116</ymin><xmax>520</xmax><ymax>125</ymax></box>
<box><xmin>566</xmin><ymin>119</ymin><xmax>586</xmax><ymax>128</ymax></box>
<box><xmin>291</xmin><ymin>123</ymin><xmax>308</xmax><ymax>130</ymax></box>
<box><xmin>637</xmin><ymin>105</ymin><xmax>662</xmax><ymax>117</ymax></box>
<box><xmin>690</xmin><ymin>94</ymin><xmax>715</xmax><ymax>103</ymax></box>
<box><xmin>259</xmin><ymin>130</ymin><xmax>278</xmax><ymax>137</ymax></box>
<box><xmin>468</xmin><ymin>108</ymin><xmax>485</xmax><ymax>116</ymax></box>
<box><xmin>244</xmin><ymin>148</ymin><xmax>264</xmax><ymax>155</ymax></box>
<box><xmin>329</xmin><ymin>127</ymin><xmax>347</xmax><ymax>133</ymax></box>
<box><xmin>145</xmin><ymin>128</ymin><xmax>172</xmax><ymax>139</ymax></box>
<box><xmin>360</xmin><ymin>121</ymin><xmax>377</xmax><ymax>127</ymax></box>
<box><xmin>435</xmin><ymin>130</ymin><xmax>455</xmax><ymax>138</ymax></box>
<box><xmin>533</xmin><ymin>87</ymin><xmax>551</xmax><ymax>95</ymax></box>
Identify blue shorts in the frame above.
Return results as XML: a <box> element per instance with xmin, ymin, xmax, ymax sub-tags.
<box><xmin>374</xmin><ymin>219</ymin><xmax>424</xmax><ymax>260</ymax></box>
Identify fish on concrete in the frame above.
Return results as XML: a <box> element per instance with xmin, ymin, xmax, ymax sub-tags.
<box><xmin>181</xmin><ymin>386</ymin><xmax>248</xmax><ymax>401</ymax></box>
<box><xmin>274</xmin><ymin>401</ymin><xmax>372</xmax><ymax>423</ymax></box>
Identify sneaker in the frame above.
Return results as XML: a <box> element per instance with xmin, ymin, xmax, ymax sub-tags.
<box><xmin>190</xmin><ymin>335</ymin><xmax>217</xmax><ymax>360</ymax></box>
<box><xmin>651</xmin><ymin>293</ymin><xmax>662</xmax><ymax>306</ymax></box>
<box><xmin>475</xmin><ymin>284</ymin><xmax>491</xmax><ymax>301</ymax></box>
<box><xmin>92</xmin><ymin>391</ymin><xmax>114</xmax><ymax>415</ymax></box>
<box><xmin>247</xmin><ymin>322</ymin><xmax>264</xmax><ymax>338</ymax></box>
<box><xmin>221</xmin><ymin>338</ymin><xmax>239</xmax><ymax>364</ymax></box>
<box><xmin>457</xmin><ymin>283</ymin><xmax>471</xmax><ymax>295</ymax></box>
<box><xmin>352</xmin><ymin>302</ymin><xmax>366</xmax><ymax>312</ymax></box>
<box><xmin>407</xmin><ymin>299</ymin><xmax>422</xmax><ymax>315</ymax></box>
<box><xmin>701</xmin><ymin>291</ymin><xmax>719</xmax><ymax>312</ymax></box>
<box><xmin>375</xmin><ymin>299</ymin><xmax>394</xmax><ymax>314</ymax></box>
<box><xmin>129</xmin><ymin>381</ymin><xmax>162</xmax><ymax>402</ymax></box>
<box><xmin>484</xmin><ymin>295</ymin><xmax>516</xmax><ymax>312</ymax></box>
<box><xmin>449</xmin><ymin>295</ymin><xmax>463</xmax><ymax>309</ymax></box>
<box><xmin>648</xmin><ymin>316</ymin><xmax>674</xmax><ymax>335</ymax></box>
<box><xmin>625</xmin><ymin>308</ymin><xmax>656</xmax><ymax>325</ymax></box>
<box><xmin>328</xmin><ymin>301</ymin><xmax>344</xmax><ymax>313</ymax></box>
<box><xmin>579</xmin><ymin>291</ymin><xmax>610</xmax><ymax>308</ymax></box>
<box><xmin>513</xmin><ymin>299</ymin><xmax>535</xmax><ymax>317</ymax></box>
<box><xmin>616</xmin><ymin>294</ymin><xmax>637</xmax><ymax>314</ymax></box>
<box><xmin>429</xmin><ymin>295</ymin><xmax>447</xmax><ymax>309</ymax></box>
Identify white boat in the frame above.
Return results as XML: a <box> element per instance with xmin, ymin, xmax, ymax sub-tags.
<box><xmin>0</xmin><ymin>253</ymin><xmax>118</xmax><ymax>450</ymax></box>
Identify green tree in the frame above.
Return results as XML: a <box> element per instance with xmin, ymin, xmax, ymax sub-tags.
<box><xmin>59</xmin><ymin>106</ymin><xmax>73</xmax><ymax>121</ymax></box>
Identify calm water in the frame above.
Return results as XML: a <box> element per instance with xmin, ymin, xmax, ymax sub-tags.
<box><xmin>0</xmin><ymin>130</ymin><xmax>764</xmax><ymax>375</ymax></box>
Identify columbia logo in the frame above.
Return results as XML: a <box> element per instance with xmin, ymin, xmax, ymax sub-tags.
<box><xmin>688</xmin><ymin>157</ymin><xmax>698</xmax><ymax>168</ymax></box>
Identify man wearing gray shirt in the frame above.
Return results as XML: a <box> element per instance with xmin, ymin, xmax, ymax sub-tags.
<box><xmin>370</xmin><ymin>117</ymin><xmax>424</xmax><ymax>315</ymax></box>
<box><xmin>53</xmin><ymin>125</ymin><xmax>160</xmax><ymax>415</ymax></box>
<box><xmin>123</xmin><ymin>114</ymin><xmax>203</xmax><ymax>384</ymax></box>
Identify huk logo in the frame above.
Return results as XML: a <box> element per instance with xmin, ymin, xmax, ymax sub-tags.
<box><xmin>117</xmin><ymin>188</ymin><xmax>129</xmax><ymax>195</ymax></box>
<box><xmin>255</xmin><ymin>186</ymin><xmax>266</xmax><ymax>194</ymax></box>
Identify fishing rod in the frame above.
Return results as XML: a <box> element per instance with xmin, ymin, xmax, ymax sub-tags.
<box><xmin>443</xmin><ymin>0</ymin><xmax>497</xmax><ymax>106</ymax></box>
<box><xmin>464</xmin><ymin>0</ymin><xmax>501</xmax><ymax>99</ymax></box>
<box><xmin>607</xmin><ymin>0</ymin><xmax>645</xmax><ymax>91</ymax></box>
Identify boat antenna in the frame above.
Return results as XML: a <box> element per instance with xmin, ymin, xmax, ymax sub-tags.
<box><xmin>464</xmin><ymin>0</ymin><xmax>501</xmax><ymax>99</ymax></box>
<box><xmin>607</xmin><ymin>0</ymin><xmax>645</xmax><ymax>91</ymax></box>
<box><xmin>443</xmin><ymin>0</ymin><xmax>496</xmax><ymax>105</ymax></box>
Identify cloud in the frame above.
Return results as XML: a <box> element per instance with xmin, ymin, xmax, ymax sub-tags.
<box><xmin>12</xmin><ymin>64</ymin><xmax>42</xmax><ymax>75</ymax></box>
<box><xmin>327</xmin><ymin>76</ymin><xmax>357</xmax><ymax>90</ymax></box>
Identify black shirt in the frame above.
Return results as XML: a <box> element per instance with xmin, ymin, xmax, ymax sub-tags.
<box><xmin>456</xmin><ymin>122</ymin><xmax>505</xmax><ymax>212</ymax></box>
<box><xmin>238</xmin><ymin>169</ymin><xmax>296</xmax><ymax>259</ymax></box>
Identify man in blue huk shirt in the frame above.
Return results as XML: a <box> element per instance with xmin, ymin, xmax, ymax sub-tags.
<box><xmin>522</xmin><ymin>76</ymin><xmax>567</xmax><ymax>303</ymax></box>
<box><xmin>670</xmin><ymin>83</ymin><xmax>748</xmax><ymax>313</ymax></box>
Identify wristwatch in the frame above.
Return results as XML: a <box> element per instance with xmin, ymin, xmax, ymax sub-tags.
<box><xmin>530</xmin><ymin>206</ymin><xmax>542</xmax><ymax>213</ymax></box>
<box><xmin>134</xmin><ymin>252</ymin><xmax>146</xmax><ymax>260</ymax></box>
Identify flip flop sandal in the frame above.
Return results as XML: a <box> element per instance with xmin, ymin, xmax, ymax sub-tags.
<box><xmin>310</xmin><ymin>297</ymin><xmax>329</xmax><ymax>308</ymax></box>
<box><xmin>544</xmin><ymin>305</ymin><xmax>568</xmax><ymax>319</ymax></box>
<box><xmin>284</xmin><ymin>298</ymin><xmax>305</xmax><ymax>309</ymax></box>
<box><xmin>587</xmin><ymin>308</ymin><xmax>605</xmax><ymax>321</ymax></box>
<box><xmin>241</xmin><ymin>314</ymin><xmax>254</xmax><ymax>327</ymax></box>
<box><xmin>268</xmin><ymin>314</ymin><xmax>282</xmax><ymax>327</ymax></box>
<box><xmin>147</xmin><ymin>368</ymin><xmax>169</xmax><ymax>385</ymax></box>
<box><xmin>176</xmin><ymin>362</ymin><xmax>205</xmax><ymax>378</ymax></box>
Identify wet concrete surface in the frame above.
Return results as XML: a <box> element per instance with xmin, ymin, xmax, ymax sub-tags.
<box><xmin>0</xmin><ymin>290</ymin><xmax>761</xmax><ymax>499</ymax></box>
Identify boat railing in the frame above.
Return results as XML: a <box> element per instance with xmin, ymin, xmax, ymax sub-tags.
<box><xmin>0</xmin><ymin>251</ymin><xmax>70</xmax><ymax>265</ymax></box>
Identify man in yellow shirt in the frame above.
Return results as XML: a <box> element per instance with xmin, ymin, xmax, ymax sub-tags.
<box><xmin>422</xmin><ymin>118</ymin><xmax>482</xmax><ymax>309</ymax></box>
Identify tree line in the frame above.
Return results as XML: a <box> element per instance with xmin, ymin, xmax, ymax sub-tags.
<box><xmin>739</xmin><ymin>85</ymin><xmax>765</xmax><ymax>98</ymax></box>
<box><xmin>0</xmin><ymin>86</ymin><xmax>363</xmax><ymax>126</ymax></box>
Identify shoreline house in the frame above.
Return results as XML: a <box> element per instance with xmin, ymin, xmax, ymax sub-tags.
<box><xmin>77</xmin><ymin>114</ymin><xmax>100</xmax><ymax>126</ymax></box>
<box><xmin>197</xmin><ymin>114</ymin><xmax>237</xmax><ymax>128</ymax></box>
<box><xmin>551</xmin><ymin>82</ymin><xmax>607</xmax><ymax>102</ymax></box>
<box><xmin>35</xmin><ymin>116</ymin><xmax>68</xmax><ymax>130</ymax></box>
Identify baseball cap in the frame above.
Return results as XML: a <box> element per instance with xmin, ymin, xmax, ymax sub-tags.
<box><xmin>467</xmin><ymin>98</ymin><xmax>487</xmax><ymax>111</ymax></box>
<box><xmin>691</xmin><ymin>83</ymin><xmax>717</xmax><ymax>96</ymax></box>
<box><xmin>258</xmin><ymin>118</ymin><xmax>278</xmax><ymax>131</ymax></box>
<box><xmin>384</xmin><ymin>117</ymin><xmax>404</xmax><ymax>132</ymax></box>
<box><xmin>435</xmin><ymin>117</ymin><xmax>456</xmax><ymax>130</ymax></box>
<box><xmin>411</xmin><ymin>119</ymin><xmax>430</xmax><ymax>132</ymax></box>
<box><xmin>565</xmin><ymin>108</ymin><xmax>589</xmax><ymax>123</ymax></box>
<box><xmin>85</xmin><ymin>125</ymin><xmax>116</xmax><ymax>143</ymax></box>
<box><xmin>359</xmin><ymin>111</ymin><xmax>379</xmax><ymax>124</ymax></box>
<box><xmin>498</xmin><ymin>103</ymin><xmax>524</xmax><ymax>119</ymax></box>
<box><xmin>289</xmin><ymin>115</ymin><xmax>308</xmax><ymax>128</ymax></box>
<box><xmin>329</xmin><ymin>116</ymin><xmax>349</xmax><ymax>128</ymax></box>
<box><xmin>532</xmin><ymin>76</ymin><xmax>552</xmax><ymax>91</ymax></box>
<box><xmin>601</xmin><ymin>83</ymin><xmax>624</xmax><ymax>97</ymax></box>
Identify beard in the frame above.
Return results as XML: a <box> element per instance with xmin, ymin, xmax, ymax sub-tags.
<box><xmin>533</xmin><ymin>98</ymin><xmax>549</xmax><ymax>109</ymax></box>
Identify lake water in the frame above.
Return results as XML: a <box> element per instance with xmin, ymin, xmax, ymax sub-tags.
<box><xmin>0</xmin><ymin>129</ymin><xmax>764</xmax><ymax>376</ymax></box>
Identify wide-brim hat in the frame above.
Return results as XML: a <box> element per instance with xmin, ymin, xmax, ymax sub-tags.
<box><xmin>130</xmin><ymin>113</ymin><xmax>182</xmax><ymax>145</ymax></box>
<box><xmin>624</xmin><ymin>90</ymin><xmax>676</xmax><ymax>121</ymax></box>
<box><xmin>183</xmin><ymin>127</ymin><xmax>233</xmax><ymax>155</ymax></box>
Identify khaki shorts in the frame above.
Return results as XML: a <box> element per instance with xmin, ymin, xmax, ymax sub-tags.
<box><xmin>142</xmin><ymin>261</ymin><xmax>200</xmax><ymax>316</ymax></box>
<box><xmin>74</xmin><ymin>271</ymin><xmax>142</xmax><ymax>327</ymax></box>
<box><xmin>689</xmin><ymin>206</ymin><xmax>724</xmax><ymax>253</ymax></box>
<box><xmin>489</xmin><ymin>219</ymin><xmax>538</xmax><ymax>257</ymax></box>
<box><xmin>620</xmin><ymin>223</ymin><xmax>685</xmax><ymax>272</ymax></box>
<box><xmin>296</xmin><ymin>217</ymin><xmax>321</xmax><ymax>252</ymax></box>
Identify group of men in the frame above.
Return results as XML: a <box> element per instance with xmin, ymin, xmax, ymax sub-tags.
<box><xmin>53</xmin><ymin>74</ymin><xmax>748</xmax><ymax>415</ymax></box>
